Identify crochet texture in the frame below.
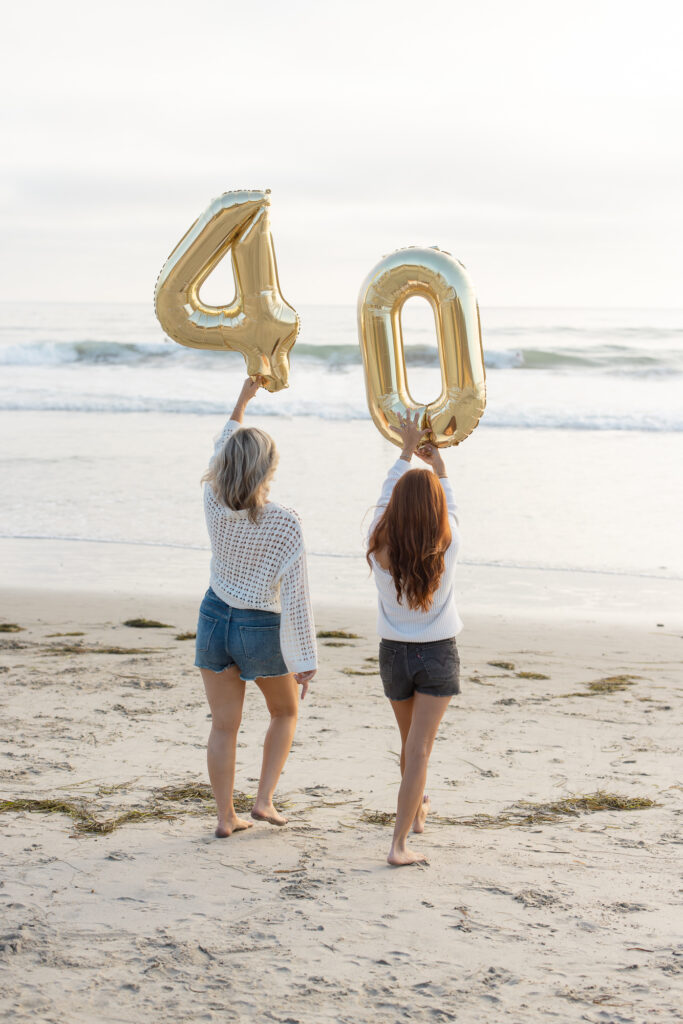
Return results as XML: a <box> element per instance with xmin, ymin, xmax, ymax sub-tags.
<box><xmin>203</xmin><ymin>420</ymin><xmax>317</xmax><ymax>674</ymax></box>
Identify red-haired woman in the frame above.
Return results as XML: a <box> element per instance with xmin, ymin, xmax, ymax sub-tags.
<box><xmin>367</xmin><ymin>412</ymin><xmax>461</xmax><ymax>866</ymax></box>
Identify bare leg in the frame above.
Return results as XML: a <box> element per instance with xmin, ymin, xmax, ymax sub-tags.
<box><xmin>251</xmin><ymin>673</ymin><xmax>299</xmax><ymax>826</ymax></box>
<box><xmin>200</xmin><ymin>666</ymin><xmax>252</xmax><ymax>838</ymax></box>
<box><xmin>388</xmin><ymin>694</ymin><xmax>451</xmax><ymax>866</ymax></box>
<box><xmin>389</xmin><ymin>697</ymin><xmax>431</xmax><ymax>833</ymax></box>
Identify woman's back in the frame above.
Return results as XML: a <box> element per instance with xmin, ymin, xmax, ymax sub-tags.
<box><xmin>203</xmin><ymin>416</ymin><xmax>316</xmax><ymax>674</ymax></box>
<box><xmin>368</xmin><ymin>458</ymin><xmax>462</xmax><ymax>642</ymax></box>
<box><xmin>205</xmin><ymin>485</ymin><xmax>305</xmax><ymax>610</ymax></box>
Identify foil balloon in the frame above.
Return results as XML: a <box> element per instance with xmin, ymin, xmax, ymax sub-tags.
<box><xmin>155</xmin><ymin>190</ymin><xmax>298</xmax><ymax>392</ymax></box>
<box><xmin>357</xmin><ymin>247</ymin><xmax>486</xmax><ymax>447</ymax></box>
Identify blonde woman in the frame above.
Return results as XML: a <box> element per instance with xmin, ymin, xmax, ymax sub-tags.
<box><xmin>196</xmin><ymin>377</ymin><xmax>317</xmax><ymax>837</ymax></box>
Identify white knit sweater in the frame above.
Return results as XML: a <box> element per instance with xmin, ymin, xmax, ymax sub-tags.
<box><xmin>203</xmin><ymin>420</ymin><xmax>317</xmax><ymax>674</ymax></box>
<box><xmin>368</xmin><ymin>458</ymin><xmax>463</xmax><ymax>642</ymax></box>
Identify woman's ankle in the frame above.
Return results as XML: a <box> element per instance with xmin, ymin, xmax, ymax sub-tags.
<box><xmin>252</xmin><ymin>795</ymin><xmax>276</xmax><ymax>813</ymax></box>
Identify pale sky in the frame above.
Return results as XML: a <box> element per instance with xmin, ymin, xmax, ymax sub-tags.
<box><xmin>2</xmin><ymin>0</ymin><xmax>682</xmax><ymax>307</ymax></box>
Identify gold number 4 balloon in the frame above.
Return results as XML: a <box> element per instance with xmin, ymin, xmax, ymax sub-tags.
<box><xmin>357</xmin><ymin>247</ymin><xmax>486</xmax><ymax>447</ymax></box>
<box><xmin>154</xmin><ymin>190</ymin><xmax>298</xmax><ymax>393</ymax></box>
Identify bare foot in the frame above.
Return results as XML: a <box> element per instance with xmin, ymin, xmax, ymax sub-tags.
<box><xmin>387</xmin><ymin>845</ymin><xmax>429</xmax><ymax>867</ymax></box>
<box><xmin>412</xmin><ymin>795</ymin><xmax>431</xmax><ymax>834</ymax></box>
<box><xmin>214</xmin><ymin>816</ymin><xmax>253</xmax><ymax>838</ymax></box>
<box><xmin>251</xmin><ymin>804</ymin><xmax>288</xmax><ymax>826</ymax></box>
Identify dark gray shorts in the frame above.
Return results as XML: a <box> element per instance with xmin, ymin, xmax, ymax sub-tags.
<box><xmin>379</xmin><ymin>637</ymin><xmax>460</xmax><ymax>701</ymax></box>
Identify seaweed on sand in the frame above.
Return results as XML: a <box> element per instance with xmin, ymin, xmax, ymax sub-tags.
<box><xmin>585</xmin><ymin>676</ymin><xmax>637</xmax><ymax>693</ymax></box>
<box><xmin>361</xmin><ymin>791</ymin><xmax>658</xmax><ymax>830</ymax></box>
<box><xmin>46</xmin><ymin>632</ymin><xmax>85</xmax><ymax>637</ymax></box>
<box><xmin>341</xmin><ymin>667</ymin><xmax>379</xmax><ymax>676</ymax></box>
<box><xmin>76</xmin><ymin>808</ymin><xmax>178</xmax><ymax>834</ymax></box>
<box><xmin>0</xmin><ymin>796</ymin><xmax>174</xmax><ymax>834</ymax></box>
<box><xmin>362</xmin><ymin>810</ymin><xmax>396</xmax><ymax>826</ymax></box>
<box><xmin>0</xmin><ymin>780</ymin><xmax>254</xmax><ymax>835</ymax></box>
<box><xmin>175</xmin><ymin>632</ymin><xmax>196</xmax><ymax>641</ymax></box>
<box><xmin>153</xmin><ymin>783</ymin><xmax>253</xmax><ymax>815</ymax></box>
<box><xmin>123</xmin><ymin>618</ymin><xmax>172</xmax><ymax>629</ymax></box>
<box><xmin>488</xmin><ymin>661</ymin><xmax>515</xmax><ymax>671</ymax></box>
<box><xmin>559</xmin><ymin>675</ymin><xmax>640</xmax><ymax>698</ymax></box>
<box><xmin>0</xmin><ymin>797</ymin><xmax>95</xmax><ymax>827</ymax></box>
<box><xmin>317</xmin><ymin>630</ymin><xmax>361</xmax><ymax>639</ymax></box>
<box><xmin>0</xmin><ymin>624</ymin><xmax>24</xmax><ymax>633</ymax></box>
<box><xmin>46</xmin><ymin>643</ymin><xmax>161</xmax><ymax>655</ymax></box>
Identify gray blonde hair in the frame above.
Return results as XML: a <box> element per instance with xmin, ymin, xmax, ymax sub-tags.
<box><xmin>203</xmin><ymin>427</ymin><xmax>279</xmax><ymax>522</ymax></box>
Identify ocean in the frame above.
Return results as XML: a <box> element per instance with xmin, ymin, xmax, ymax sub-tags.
<box><xmin>1</xmin><ymin>303</ymin><xmax>682</xmax><ymax>611</ymax></box>
<box><xmin>1</xmin><ymin>303</ymin><xmax>681</xmax><ymax>431</ymax></box>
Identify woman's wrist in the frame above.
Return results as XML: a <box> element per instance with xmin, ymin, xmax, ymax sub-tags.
<box><xmin>231</xmin><ymin>377</ymin><xmax>261</xmax><ymax>423</ymax></box>
<box><xmin>400</xmin><ymin>448</ymin><xmax>413</xmax><ymax>462</ymax></box>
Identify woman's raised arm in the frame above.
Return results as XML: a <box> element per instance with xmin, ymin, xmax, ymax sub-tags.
<box><xmin>211</xmin><ymin>376</ymin><xmax>265</xmax><ymax>456</ymax></box>
<box><xmin>368</xmin><ymin>412</ymin><xmax>431</xmax><ymax>537</ymax></box>
<box><xmin>230</xmin><ymin>376</ymin><xmax>264</xmax><ymax>424</ymax></box>
<box><xmin>415</xmin><ymin>444</ymin><xmax>459</xmax><ymax>525</ymax></box>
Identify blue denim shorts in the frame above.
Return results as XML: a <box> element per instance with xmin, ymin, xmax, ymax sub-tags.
<box><xmin>194</xmin><ymin>588</ymin><xmax>289</xmax><ymax>681</ymax></box>
<box><xmin>379</xmin><ymin>637</ymin><xmax>460</xmax><ymax>701</ymax></box>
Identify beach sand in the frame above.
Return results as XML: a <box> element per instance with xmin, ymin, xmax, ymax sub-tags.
<box><xmin>1</xmin><ymin>585</ymin><xmax>681</xmax><ymax>1023</ymax></box>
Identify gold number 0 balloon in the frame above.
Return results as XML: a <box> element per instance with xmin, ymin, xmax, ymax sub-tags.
<box><xmin>154</xmin><ymin>190</ymin><xmax>298</xmax><ymax>392</ymax></box>
<box><xmin>357</xmin><ymin>247</ymin><xmax>486</xmax><ymax>447</ymax></box>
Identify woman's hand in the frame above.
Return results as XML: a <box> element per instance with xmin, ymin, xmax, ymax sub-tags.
<box><xmin>414</xmin><ymin>442</ymin><xmax>447</xmax><ymax>477</ymax></box>
<box><xmin>240</xmin><ymin>375</ymin><xmax>264</xmax><ymax>403</ymax></box>
<box><xmin>294</xmin><ymin>669</ymin><xmax>315</xmax><ymax>700</ymax></box>
<box><xmin>396</xmin><ymin>411</ymin><xmax>430</xmax><ymax>461</ymax></box>
<box><xmin>230</xmin><ymin>376</ymin><xmax>265</xmax><ymax>424</ymax></box>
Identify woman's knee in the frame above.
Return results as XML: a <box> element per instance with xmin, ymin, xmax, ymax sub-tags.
<box><xmin>269</xmin><ymin>701</ymin><xmax>298</xmax><ymax>723</ymax></box>
<box><xmin>210</xmin><ymin>714</ymin><xmax>242</xmax><ymax>736</ymax></box>
<box><xmin>405</xmin><ymin>735</ymin><xmax>433</xmax><ymax>764</ymax></box>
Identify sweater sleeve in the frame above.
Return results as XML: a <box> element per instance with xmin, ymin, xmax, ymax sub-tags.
<box><xmin>439</xmin><ymin>476</ymin><xmax>460</xmax><ymax>527</ymax></box>
<box><xmin>278</xmin><ymin>548</ymin><xmax>317</xmax><ymax>674</ymax></box>
<box><xmin>367</xmin><ymin>458</ymin><xmax>412</xmax><ymax>539</ymax></box>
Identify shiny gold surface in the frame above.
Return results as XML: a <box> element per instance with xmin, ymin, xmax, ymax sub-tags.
<box><xmin>154</xmin><ymin>190</ymin><xmax>299</xmax><ymax>392</ymax></box>
<box><xmin>357</xmin><ymin>247</ymin><xmax>486</xmax><ymax>447</ymax></box>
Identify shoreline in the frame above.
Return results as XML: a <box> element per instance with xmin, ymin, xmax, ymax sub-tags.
<box><xmin>2</xmin><ymin>547</ymin><xmax>681</xmax><ymax>629</ymax></box>
<box><xmin>3</xmin><ymin>411</ymin><xmax>683</xmax><ymax>584</ymax></box>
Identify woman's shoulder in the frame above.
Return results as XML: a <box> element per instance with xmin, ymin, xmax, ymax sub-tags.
<box><xmin>262</xmin><ymin>502</ymin><xmax>304</xmax><ymax>531</ymax></box>
<box><xmin>261</xmin><ymin>504</ymin><xmax>306</xmax><ymax>561</ymax></box>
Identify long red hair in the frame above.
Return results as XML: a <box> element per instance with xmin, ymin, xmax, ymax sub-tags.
<box><xmin>367</xmin><ymin>469</ymin><xmax>451</xmax><ymax>612</ymax></box>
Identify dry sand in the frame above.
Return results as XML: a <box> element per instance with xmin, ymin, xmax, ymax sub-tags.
<box><xmin>0</xmin><ymin>587</ymin><xmax>681</xmax><ymax>1023</ymax></box>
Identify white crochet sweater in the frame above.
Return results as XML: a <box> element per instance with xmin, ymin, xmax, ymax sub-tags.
<box><xmin>203</xmin><ymin>419</ymin><xmax>317</xmax><ymax>674</ymax></box>
<box><xmin>368</xmin><ymin>458</ymin><xmax>463</xmax><ymax>642</ymax></box>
